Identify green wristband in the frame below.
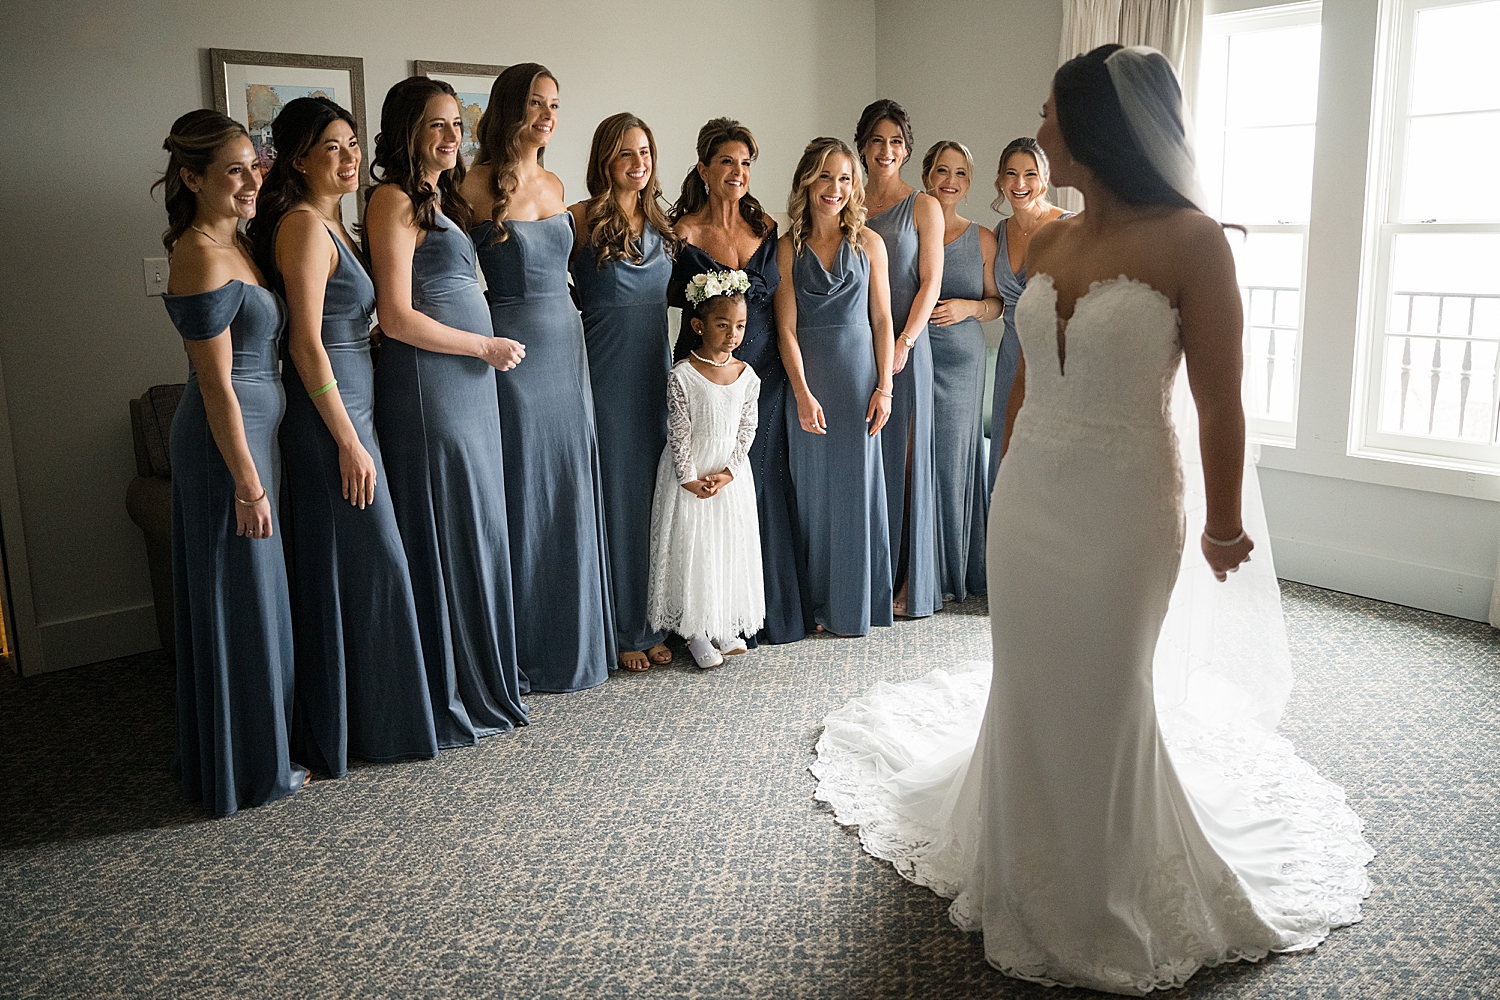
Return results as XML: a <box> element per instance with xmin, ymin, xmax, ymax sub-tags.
<box><xmin>308</xmin><ymin>378</ymin><xmax>338</xmax><ymax>398</ymax></box>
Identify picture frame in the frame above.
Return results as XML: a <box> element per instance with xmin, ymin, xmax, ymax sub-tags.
<box><xmin>413</xmin><ymin>61</ymin><xmax>508</xmax><ymax>164</ymax></box>
<box><xmin>210</xmin><ymin>48</ymin><xmax>370</xmax><ymax>209</ymax></box>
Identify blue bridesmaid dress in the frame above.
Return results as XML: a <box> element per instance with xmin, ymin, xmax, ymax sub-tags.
<box><xmin>867</xmin><ymin>193</ymin><xmax>940</xmax><ymax>618</ymax></box>
<box><xmin>164</xmin><ymin>279</ymin><xmax>305</xmax><ymax>816</ymax></box>
<box><xmin>473</xmin><ymin>214</ymin><xmax>616</xmax><ymax>693</ymax></box>
<box><xmin>374</xmin><ymin>209</ymin><xmax>528</xmax><ymax>744</ymax></box>
<box><xmin>672</xmin><ymin>227</ymin><xmax>809</xmax><ymax>644</ymax></box>
<box><xmin>571</xmin><ymin>225</ymin><xmax>672</xmax><ymax>658</ymax></box>
<box><xmin>988</xmin><ymin>213</ymin><xmax>1072</xmax><ymax>491</ymax></box>
<box><xmin>785</xmin><ymin>238</ymin><xmax>893</xmax><ymax>637</ymax></box>
<box><xmin>928</xmin><ymin>223</ymin><xmax>989</xmax><ymax>601</ymax></box>
<box><xmin>275</xmin><ymin>220</ymin><xmax>438</xmax><ymax>775</ymax></box>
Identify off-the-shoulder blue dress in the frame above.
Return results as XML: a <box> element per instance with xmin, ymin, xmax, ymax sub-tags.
<box><xmin>164</xmin><ymin>278</ymin><xmax>304</xmax><ymax>815</ymax></box>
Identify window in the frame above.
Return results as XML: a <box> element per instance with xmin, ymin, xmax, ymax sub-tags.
<box><xmin>1197</xmin><ymin>2</ymin><xmax>1323</xmax><ymax>446</ymax></box>
<box><xmin>1355</xmin><ymin>0</ymin><xmax>1500</xmax><ymax>471</ymax></box>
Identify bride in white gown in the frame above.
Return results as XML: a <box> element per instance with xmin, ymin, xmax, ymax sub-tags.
<box><xmin>810</xmin><ymin>45</ymin><xmax>1373</xmax><ymax>994</ymax></box>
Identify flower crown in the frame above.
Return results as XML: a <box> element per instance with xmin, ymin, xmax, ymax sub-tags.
<box><xmin>684</xmin><ymin>269</ymin><xmax>751</xmax><ymax>306</ymax></box>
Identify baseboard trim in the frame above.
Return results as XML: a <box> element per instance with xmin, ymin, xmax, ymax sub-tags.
<box><xmin>35</xmin><ymin>603</ymin><xmax>162</xmax><ymax>674</ymax></box>
<box><xmin>1272</xmin><ymin>535</ymin><xmax>1496</xmax><ymax>623</ymax></box>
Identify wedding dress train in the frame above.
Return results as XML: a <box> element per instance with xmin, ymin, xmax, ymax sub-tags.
<box><xmin>811</xmin><ymin>274</ymin><xmax>1373</xmax><ymax>994</ymax></box>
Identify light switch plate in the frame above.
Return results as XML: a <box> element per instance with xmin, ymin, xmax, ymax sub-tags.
<box><xmin>142</xmin><ymin>257</ymin><xmax>169</xmax><ymax>297</ymax></box>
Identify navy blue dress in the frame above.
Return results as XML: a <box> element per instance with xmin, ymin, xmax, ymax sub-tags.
<box><xmin>571</xmin><ymin>225</ymin><xmax>672</xmax><ymax>656</ymax></box>
<box><xmin>374</xmin><ymin>209</ymin><xmax>528</xmax><ymax>744</ymax></box>
<box><xmin>473</xmin><ymin>214</ymin><xmax>616</xmax><ymax>693</ymax></box>
<box><xmin>785</xmin><ymin>239</ymin><xmax>893</xmax><ymax>637</ymax></box>
<box><xmin>164</xmin><ymin>279</ymin><xmax>304</xmax><ymax>816</ymax></box>
<box><xmin>275</xmin><ymin>221</ymin><xmax>438</xmax><ymax>775</ymax></box>
<box><xmin>929</xmin><ymin>223</ymin><xmax>989</xmax><ymax>601</ymax></box>
<box><xmin>867</xmin><ymin>192</ymin><xmax>940</xmax><ymax>617</ymax></box>
<box><xmin>671</xmin><ymin>227</ymin><xmax>809</xmax><ymax>644</ymax></box>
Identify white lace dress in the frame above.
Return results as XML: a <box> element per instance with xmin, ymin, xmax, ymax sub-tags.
<box><xmin>811</xmin><ymin>275</ymin><xmax>1374</xmax><ymax>994</ymax></box>
<box><xmin>646</xmin><ymin>360</ymin><xmax>765</xmax><ymax>645</ymax></box>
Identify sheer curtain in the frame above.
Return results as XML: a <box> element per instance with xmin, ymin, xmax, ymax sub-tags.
<box><xmin>1051</xmin><ymin>0</ymin><xmax>1203</xmax><ymax>213</ymax></box>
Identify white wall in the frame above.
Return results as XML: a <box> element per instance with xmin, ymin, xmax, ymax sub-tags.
<box><xmin>0</xmin><ymin>0</ymin><xmax>876</xmax><ymax>673</ymax></box>
<box><xmin>874</xmin><ymin>0</ymin><xmax>1066</xmax><ymax>351</ymax></box>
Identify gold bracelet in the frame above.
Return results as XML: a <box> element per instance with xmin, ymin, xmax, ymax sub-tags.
<box><xmin>235</xmin><ymin>487</ymin><xmax>267</xmax><ymax>506</ymax></box>
<box><xmin>873</xmin><ymin>386</ymin><xmax>893</xmax><ymax>398</ymax></box>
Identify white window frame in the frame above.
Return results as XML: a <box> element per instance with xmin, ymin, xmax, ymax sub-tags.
<box><xmin>1199</xmin><ymin>1</ymin><xmax>1323</xmax><ymax>448</ymax></box>
<box><xmin>1351</xmin><ymin>0</ymin><xmax>1500</xmax><ymax>475</ymax></box>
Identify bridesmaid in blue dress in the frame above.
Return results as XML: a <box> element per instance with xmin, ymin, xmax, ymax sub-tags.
<box><xmin>856</xmin><ymin>100</ymin><xmax>943</xmax><ymax>620</ymax></box>
<box><xmin>364</xmin><ymin>77</ymin><xmax>528</xmax><ymax>744</ymax></box>
<box><xmin>463</xmin><ymin>64</ymin><xmax>615</xmax><ymax>693</ymax></box>
<box><xmin>987</xmin><ymin>137</ymin><xmax>1071</xmax><ymax>491</ymax></box>
<box><xmin>669</xmin><ymin>118</ymin><xmax>808</xmax><ymax>645</ymax></box>
<box><xmin>568</xmin><ymin>113</ymin><xmax>676</xmax><ymax>673</ymax></box>
<box><xmin>775</xmin><ymin>138</ymin><xmax>896</xmax><ymax>637</ymax></box>
<box><xmin>921</xmin><ymin>141</ymin><xmax>1003</xmax><ymax>602</ymax></box>
<box><xmin>247</xmin><ymin>96</ymin><xmax>438</xmax><ymax>776</ymax></box>
<box><xmin>154</xmin><ymin>110</ymin><xmax>305</xmax><ymax>815</ymax></box>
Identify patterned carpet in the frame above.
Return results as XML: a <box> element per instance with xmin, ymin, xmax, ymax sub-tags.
<box><xmin>1</xmin><ymin>582</ymin><xmax>1497</xmax><ymax>999</ymax></box>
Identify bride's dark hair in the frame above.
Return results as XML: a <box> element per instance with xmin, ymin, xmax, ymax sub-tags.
<box><xmin>1053</xmin><ymin>44</ymin><xmax>1194</xmax><ymax>210</ymax></box>
<box><xmin>669</xmin><ymin>118</ymin><xmax>770</xmax><ymax>238</ymax></box>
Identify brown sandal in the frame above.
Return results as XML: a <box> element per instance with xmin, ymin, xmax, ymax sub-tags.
<box><xmin>618</xmin><ymin>650</ymin><xmax>651</xmax><ymax>673</ymax></box>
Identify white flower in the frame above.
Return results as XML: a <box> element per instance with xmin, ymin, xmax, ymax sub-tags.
<box><xmin>686</xmin><ymin>268</ymin><xmax>750</xmax><ymax>306</ymax></box>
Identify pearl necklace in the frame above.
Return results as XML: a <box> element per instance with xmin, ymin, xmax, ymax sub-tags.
<box><xmin>690</xmin><ymin>350</ymin><xmax>732</xmax><ymax>368</ymax></box>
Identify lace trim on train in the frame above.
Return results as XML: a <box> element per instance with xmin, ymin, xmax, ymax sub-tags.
<box><xmin>810</xmin><ymin>668</ymin><xmax>1374</xmax><ymax>996</ymax></box>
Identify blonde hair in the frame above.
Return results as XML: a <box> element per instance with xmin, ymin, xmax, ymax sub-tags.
<box><xmin>786</xmin><ymin>137</ymin><xmax>866</xmax><ymax>256</ymax></box>
<box><xmin>921</xmin><ymin>140</ymin><xmax>974</xmax><ymax>190</ymax></box>
<box><xmin>581</xmin><ymin>112</ymin><xmax>678</xmax><ymax>267</ymax></box>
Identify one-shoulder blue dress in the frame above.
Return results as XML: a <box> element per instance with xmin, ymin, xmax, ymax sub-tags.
<box><xmin>275</xmin><ymin>220</ymin><xmax>438</xmax><ymax>775</ymax></box>
<box><xmin>571</xmin><ymin>225</ymin><xmax>673</xmax><ymax>657</ymax></box>
<box><xmin>867</xmin><ymin>192</ymin><xmax>940</xmax><ymax>618</ymax></box>
<box><xmin>988</xmin><ymin>213</ymin><xmax>1072</xmax><ymax>491</ymax></box>
<box><xmin>671</xmin><ymin>227</ymin><xmax>809</xmax><ymax>645</ymax></box>
<box><xmin>785</xmin><ymin>238</ymin><xmax>893</xmax><ymax>637</ymax></box>
<box><xmin>929</xmin><ymin>222</ymin><xmax>988</xmax><ymax>601</ymax></box>
<box><xmin>164</xmin><ymin>278</ymin><xmax>305</xmax><ymax>816</ymax></box>
<box><xmin>374</xmin><ymin>209</ymin><xmax>528</xmax><ymax>744</ymax></box>
<box><xmin>473</xmin><ymin>214</ymin><xmax>615</xmax><ymax>693</ymax></box>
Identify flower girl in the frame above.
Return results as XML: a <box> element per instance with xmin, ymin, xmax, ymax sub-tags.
<box><xmin>646</xmin><ymin>270</ymin><xmax>766</xmax><ymax>669</ymax></box>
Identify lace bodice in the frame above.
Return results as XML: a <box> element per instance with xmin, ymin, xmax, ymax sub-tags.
<box><xmin>1012</xmin><ymin>275</ymin><xmax>1184</xmax><ymax>460</ymax></box>
<box><xmin>665</xmin><ymin>361</ymin><xmax>760</xmax><ymax>484</ymax></box>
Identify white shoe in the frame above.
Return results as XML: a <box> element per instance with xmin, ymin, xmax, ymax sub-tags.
<box><xmin>717</xmin><ymin>636</ymin><xmax>748</xmax><ymax>656</ymax></box>
<box><xmin>688</xmin><ymin>635</ymin><xmax>724</xmax><ymax>670</ymax></box>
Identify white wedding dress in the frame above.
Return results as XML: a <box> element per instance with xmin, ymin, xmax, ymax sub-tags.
<box><xmin>646</xmin><ymin>359</ymin><xmax>765</xmax><ymax>645</ymax></box>
<box><xmin>811</xmin><ymin>274</ymin><xmax>1374</xmax><ymax>994</ymax></box>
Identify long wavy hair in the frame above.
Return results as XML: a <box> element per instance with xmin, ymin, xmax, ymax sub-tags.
<box><xmin>854</xmin><ymin>98</ymin><xmax>914</xmax><ymax>174</ymax></box>
<box><xmin>1053</xmin><ymin>44</ymin><xmax>1194</xmax><ymax>209</ymax></box>
<box><xmin>787</xmin><ymin>137</ymin><xmax>866</xmax><ymax>257</ymax></box>
<box><xmin>473</xmin><ymin>62</ymin><xmax>557</xmax><ymax>243</ymax></box>
<box><xmin>668</xmin><ymin>118</ymin><xmax>771</xmax><ymax>239</ymax></box>
<box><xmin>365</xmin><ymin>76</ymin><xmax>470</xmax><ymax>234</ymax></box>
<box><xmin>151</xmin><ymin>109</ymin><xmax>251</xmax><ymax>254</ymax></box>
<box><xmin>989</xmin><ymin>136</ymin><xmax>1051</xmax><ymax>213</ymax></box>
<box><xmin>247</xmin><ymin>96</ymin><xmax>359</xmax><ymax>279</ymax></box>
<box><xmin>581</xmin><ymin>112</ymin><xmax>678</xmax><ymax>268</ymax></box>
<box><xmin>921</xmin><ymin>140</ymin><xmax>974</xmax><ymax>191</ymax></box>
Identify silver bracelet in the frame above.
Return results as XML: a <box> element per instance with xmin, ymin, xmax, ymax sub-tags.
<box><xmin>1203</xmin><ymin>528</ymin><xmax>1246</xmax><ymax>547</ymax></box>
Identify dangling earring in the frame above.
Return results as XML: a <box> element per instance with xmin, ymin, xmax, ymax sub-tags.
<box><xmin>703</xmin><ymin>179</ymin><xmax>709</xmax><ymax>196</ymax></box>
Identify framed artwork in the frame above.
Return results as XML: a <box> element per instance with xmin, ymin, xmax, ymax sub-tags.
<box><xmin>210</xmin><ymin>49</ymin><xmax>370</xmax><ymax>194</ymax></box>
<box><xmin>413</xmin><ymin>61</ymin><xmax>507</xmax><ymax>164</ymax></box>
